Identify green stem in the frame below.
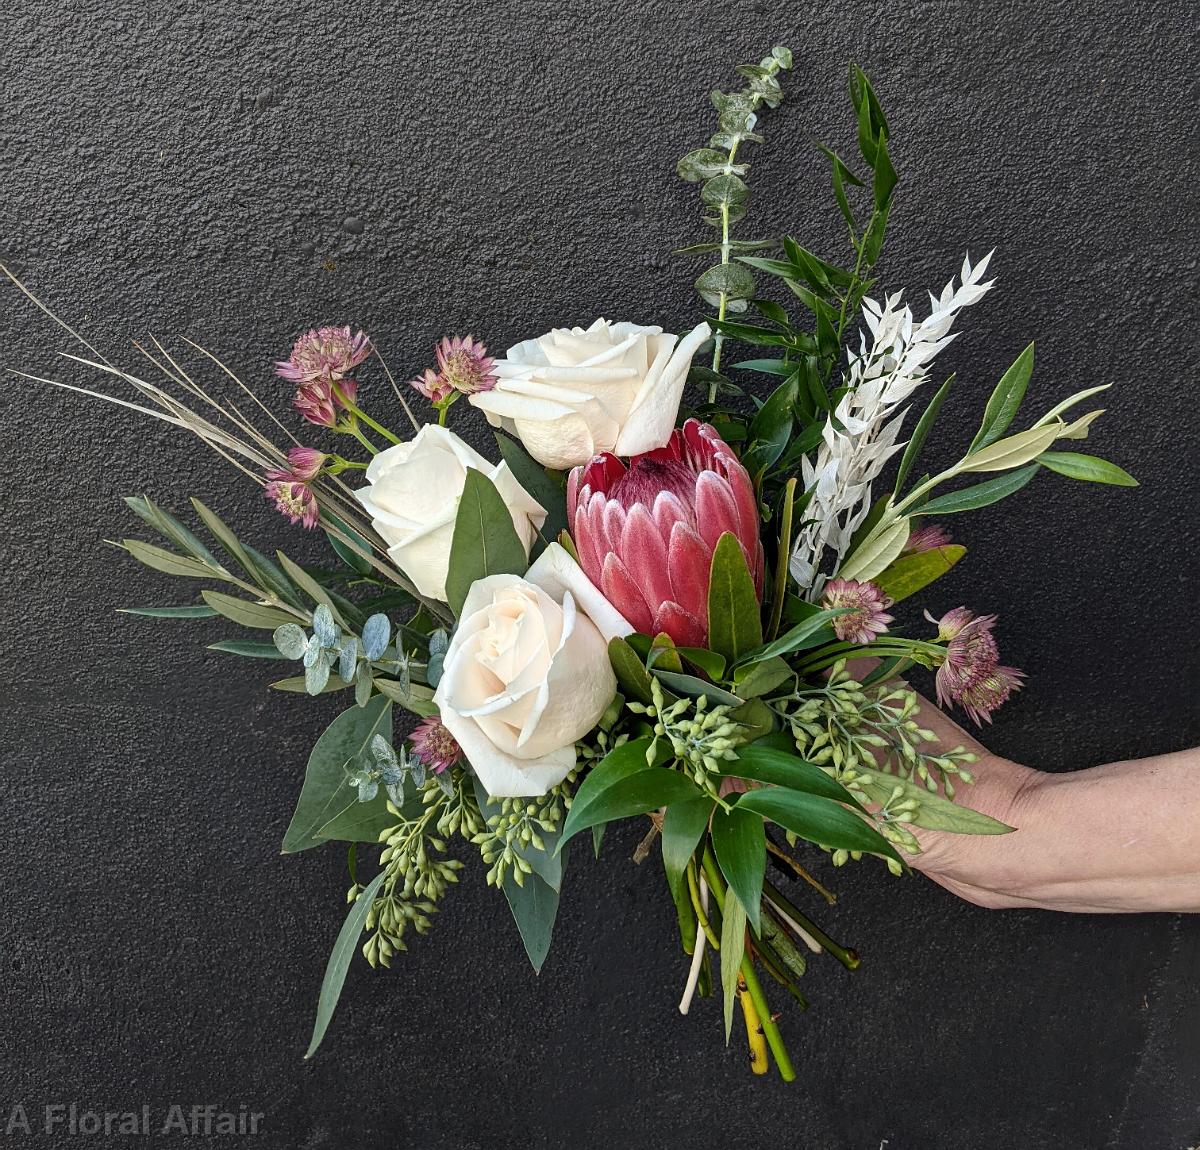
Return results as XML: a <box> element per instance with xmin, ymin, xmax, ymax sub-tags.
<box><xmin>701</xmin><ymin>848</ymin><xmax>795</xmax><ymax>1083</ymax></box>
<box><xmin>687</xmin><ymin>858</ymin><xmax>721</xmax><ymax>950</ymax></box>
<box><xmin>763</xmin><ymin>879</ymin><xmax>859</xmax><ymax>971</ymax></box>
<box><xmin>343</xmin><ymin>422</ymin><xmax>380</xmax><ymax>457</ymax></box>
<box><xmin>793</xmin><ymin>640</ymin><xmax>943</xmax><ymax>678</ymax></box>
<box><xmin>334</xmin><ymin>385</ymin><xmax>402</xmax><ymax>445</ymax></box>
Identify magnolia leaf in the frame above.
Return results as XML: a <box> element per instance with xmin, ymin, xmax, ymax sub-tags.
<box><xmin>836</xmin><ymin>516</ymin><xmax>910</xmax><ymax>582</ymax></box>
<box><xmin>873</xmin><ymin>545</ymin><xmax>966</xmax><ymax>603</ymax></box>
<box><xmin>1038</xmin><ymin>451</ymin><xmax>1138</xmax><ymax>487</ymax></box>
<box><xmin>961</xmin><ymin>424</ymin><xmax>1062</xmax><ymax>473</ymax></box>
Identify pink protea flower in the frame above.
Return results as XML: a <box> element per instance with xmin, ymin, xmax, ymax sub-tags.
<box><xmin>267</xmin><ymin>446</ymin><xmax>327</xmax><ymax>483</ymax></box>
<box><xmin>275</xmin><ymin>325</ymin><xmax>371</xmax><ymax>385</ymax></box>
<box><xmin>434</xmin><ymin>335</ymin><xmax>496</xmax><ymax>396</ymax></box>
<box><xmin>409</xmin><ymin>715</ymin><xmax>461</xmax><ymax>775</ymax></box>
<box><xmin>266</xmin><ymin>479</ymin><xmax>320</xmax><ymax>529</ymax></box>
<box><xmin>292</xmin><ymin>376</ymin><xmax>359</xmax><ymax>428</ymax></box>
<box><xmin>410</xmin><ymin>367</ymin><xmax>453</xmax><ymax>404</ymax></box>
<box><xmin>567</xmin><ymin>419</ymin><xmax>763</xmax><ymax>647</ymax></box>
<box><xmin>821</xmin><ymin>579</ymin><xmax>894</xmax><ymax>644</ymax></box>
<box><xmin>927</xmin><ymin>606</ymin><xmax>1023</xmax><ymax>723</ymax></box>
<box><xmin>903</xmin><ymin>523</ymin><xmax>952</xmax><ymax>554</ymax></box>
<box><xmin>955</xmin><ymin>665</ymin><xmax>1025</xmax><ymax>725</ymax></box>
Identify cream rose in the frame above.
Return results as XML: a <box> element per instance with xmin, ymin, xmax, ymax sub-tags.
<box><xmin>468</xmin><ymin>319</ymin><xmax>711</xmax><ymax>469</ymax></box>
<box><xmin>433</xmin><ymin>544</ymin><xmax>632</xmax><ymax>797</ymax></box>
<box><xmin>354</xmin><ymin>425</ymin><xmax>546</xmax><ymax>602</ymax></box>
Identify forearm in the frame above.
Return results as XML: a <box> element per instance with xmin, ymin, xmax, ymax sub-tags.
<box><xmin>903</xmin><ymin>703</ymin><xmax>1200</xmax><ymax>913</ymax></box>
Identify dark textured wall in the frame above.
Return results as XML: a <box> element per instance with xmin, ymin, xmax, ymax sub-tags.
<box><xmin>3</xmin><ymin>1</ymin><xmax>1198</xmax><ymax>1147</ymax></box>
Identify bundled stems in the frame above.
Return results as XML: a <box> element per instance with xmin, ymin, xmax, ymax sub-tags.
<box><xmin>764</xmin><ymin>879</ymin><xmax>860</xmax><ymax>971</ymax></box>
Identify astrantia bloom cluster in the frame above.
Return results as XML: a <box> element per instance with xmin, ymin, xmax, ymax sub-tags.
<box><xmin>409</xmin><ymin>716</ymin><xmax>462</xmax><ymax>775</ymax></box>
<box><xmin>265</xmin><ymin>478</ymin><xmax>319</xmax><ymax>529</ymax></box>
<box><xmin>821</xmin><ymin>579</ymin><xmax>894</xmax><ymax>644</ymax></box>
<box><xmin>275</xmin><ymin>325</ymin><xmax>371</xmax><ymax>385</ymax></box>
<box><xmin>929</xmin><ymin>607</ymin><xmax>1024</xmax><ymax>724</ymax></box>
<box><xmin>568</xmin><ymin>419</ymin><xmax>762</xmax><ymax>647</ymax></box>
<box><xmin>293</xmin><ymin>376</ymin><xmax>359</xmax><ymax>428</ymax></box>
<box><xmin>410</xmin><ymin>335</ymin><xmax>496</xmax><ymax>404</ymax></box>
<box><xmin>903</xmin><ymin>523</ymin><xmax>952</xmax><ymax>554</ymax></box>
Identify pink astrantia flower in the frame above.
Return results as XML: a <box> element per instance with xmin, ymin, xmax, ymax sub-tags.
<box><xmin>821</xmin><ymin>579</ymin><xmax>894</xmax><ymax>644</ymax></box>
<box><xmin>903</xmin><ymin>523</ymin><xmax>952</xmax><ymax>554</ymax></box>
<box><xmin>410</xmin><ymin>367</ymin><xmax>453</xmax><ymax>404</ymax></box>
<box><xmin>293</xmin><ymin>376</ymin><xmax>359</xmax><ymax>428</ymax></box>
<box><xmin>927</xmin><ymin>606</ymin><xmax>1023</xmax><ymax>723</ymax></box>
<box><xmin>275</xmin><ymin>325</ymin><xmax>371</xmax><ymax>385</ymax></box>
<box><xmin>267</xmin><ymin>446</ymin><xmax>327</xmax><ymax>483</ymax></box>
<box><xmin>266</xmin><ymin>479</ymin><xmax>320</xmax><ymax>529</ymax></box>
<box><xmin>568</xmin><ymin>419</ymin><xmax>763</xmax><ymax>647</ymax></box>
<box><xmin>409</xmin><ymin>715</ymin><xmax>462</xmax><ymax>775</ymax></box>
<box><xmin>955</xmin><ymin>665</ymin><xmax>1025</xmax><ymax>725</ymax></box>
<box><xmin>435</xmin><ymin>335</ymin><xmax>496</xmax><ymax>396</ymax></box>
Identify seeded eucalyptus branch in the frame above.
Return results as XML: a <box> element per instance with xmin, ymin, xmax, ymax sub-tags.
<box><xmin>676</xmin><ymin>45</ymin><xmax>794</xmax><ymax>402</ymax></box>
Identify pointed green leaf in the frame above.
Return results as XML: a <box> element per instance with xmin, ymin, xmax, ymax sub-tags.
<box><xmin>206</xmin><ymin>640</ymin><xmax>284</xmax><ymax>659</ymax></box>
<box><xmin>723</xmin><ymin>744</ymin><xmax>865</xmax><ymax>810</ymax></box>
<box><xmin>445</xmin><ymin>468</ymin><xmax>529</xmax><ymax>617</ymax></box>
<box><xmin>707</xmin><ymin>533</ymin><xmax>763</xmax><ymax>663</ymax></box>
<box><xmin>734</xmin><ymin>608</ymin><xmax>843</xmax><ymax>667</ymax></box>
<box><xmin>895</xmin><ymin>375</ymin><xmax>953</xmax><ymax>494</ymax></box>
<box><xmin>201</xmin><ymin>590</ymin><xmax>299</xmax><ymax>630</ymax></box>
<box><xmin>837</xmin><ymin>516</ymin><xmax>910</xmax><ymax>582</ymax></box>
<box><xmin>495</xmin><ymin>433</ymin><xmax>567</xmax><ymax>544</ymax></box>
<box><xmin>304</xmin><ymin>869</ymin><xmax>386</xmax><ymax>1059</ymax></box>
<box><xmin>118</xmin><ymin>604</ymin><xmax>218</xmax><ymax>619</ymax></box>
<box><xmin>720</xmin><ymin>889</ymin><xmax>747</xmax><ymax>1042</ymax></box>
<box><xmin>661</xmin><ymin>797</ymin><xmax>713</xmax><ymax>901</ymax></box>
<box><xmin>711</xmin><ymin>806</ymin><xmax>765</xmax><ymax>933</ymax></box>
<box><xmin>1037</xmin><ymin>452</ymin><xmax>1138</xmax><ymax>487</ymax></box>
<box><xmin>969</xmin><ymin>343</ymin><xmax>1035</xmax><ymax>452</ymax></box>
<box><xmin>872</xmin><ymin>544</ymin><xmax>966</xmax><ymax>603</ymax></box>
<box><xmin>503</xmin><ymin>868</ymin><xmax>561</xmax><ymax>973</ymax></box>
<box><xmin>962</xmin><ymin>424</ymin><xmax>1061</xmax><ymax>473</ymax></box>
<box><xmin>852</xmin><ymin>765</ymin><xmax>1014</xmax><ymax>835</ymax></box>
<box><xmin>608</xmin><ymin>637</ymin><xmax>655</xmax><ymax>705</ymax></box>
<box><xmin>734</xmin><ymin>787</ymin><xmax>900</xmax><ymax>863</ymax></box>
<box><xmin>914</xmin><ymin>464</ymin><xmax>1040</xmax><ymax>516</ymax></box>
<box><xmin>121</xmin><ymin>539</ymin><xmax>215</xmax><ymax>579</ymax></box>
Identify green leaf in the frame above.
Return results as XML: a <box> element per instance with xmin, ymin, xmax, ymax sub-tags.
<box><xmin>735</xmin><ymin>787</ymin><xmax>900</xmax><ymax>863</ymax></box>
<box><xmin>916</xmin><ymin>463</ymin><xmax>1040</xmax><ymax>516</ymax></box>
<box><xmin>1037</xmin><ymin>452</ymin><xmax>1138</xmax><ymax>487</ymax></box>
<box><xmin>720</xmin><ymin>887</ymin><xmax>746</xmax><ymax>1042</ymax></box>
<box><xmin>837</xmin><ymin>515</ymin><xmax>910</xmax><ymax>582</ymax></box>
<box><xmin>734</xmin><ymin>608</ymin><xmax>842</xmax><ymax>667</ymax></box>
<box><xmin>206</xmin><ymin>640</ymin><xmax>283</xmax><ymax>659</ymax></box>
<box><xmin>201</xmin><ymin>590</ymin><xmax>299</xmax><ymax>630</ymax></box>
<box><xmin>700</xmin><ymin>172</ymin><xmax>750</xmax><ymax>210</ymax></box>
<box><xmin>872</xmin><ymin>544</ymin><xmax>966</xmax><ymax>603</ymax></box>
<box><xmin>276</xmin><ymin>552</ymin><xmax>348</xmax><ymax>628</ymax></box>
<box><xmin>371</xmin><ymin>677</ymin><xmax>438</xmax><ymax>718</ymax></box>
<box><xmin>724</xmin><ymin>744</ymin><xmax>865</xmax><ymax>810</ymax></box>
<box><xmin>707</xmin><ymin>533</ymin><xmax>763</xmax><ymax>663</ymax></box>
<box><xmin>731</xmin><ymin>656</ymin><xmax>793</xmax><ymax>699</ymax></box>
<box><xmin>118</xmin><ymin>604</ymin><xmax>217</xmax><ymax>618</ymax></box>
<box><xmin>324</xmin><ymin>514</ymin><xmax>374</xmax><ymax>576</ymax></box>
<box><xmin>873</xmin><ymin>132</ymin><xmax>897</xmax><ymax>209</ymax></box>
<box><xmin>120</xmin><ymin>539</ymin><xmax>215</xmax><ymax>579</ymax></box>
<box><xmin>729</xmin><ymin>358</ymin><xmax>794</xmax><ymax>376</ymax></box>
<box><xmin>711</xmin><ymin>806</ymin><xmax>765</xmax><ymax>933</ymax></box>
<box><xmin>661</xmin><ymin>797</ymin><xmax>713</xmax><ymax>901</ymax></box>
<box><xmin>852</xmin><ymin>765</ymin><xmax>1014</xmax><ymax>835</ymax></box>
<box><xmin>1032</xmin><ymin>384</ymin><xmax>1111</xmax><ymax>427</ymax></box>
<box><xmin>962</xmin><ymin>424</ymin><xmax>1061</xmax><ymax>473</ymax></box>
<box><xmin>444</xmin><ymin>468</ymin><xmax>529</xmax><ymax>617</ymax></box>
<box><xmin>495</xmin><ymin>433</ymin><xmax>569</xmax><ymax>543</ymax></box>
<box><xmin>969</xmin><ymin>343</ymin><xmax>1035</xmax><ymax>452</ymax></box>
<box><xmin>608</xmin><ymin>637</ymin><xmax>655</xmax><ymax>705</ymax></box>
<box><xmin>677</xmin><ymin>148</ymin><xmax>746</xmax><ymax>183</ymax></box>
<box><xmin>696</xmin><ymin>262</ymin><xmax>756</xmax><ymax>307</ymax></box>
<box><xmin>652</xmin><ymin>670</ymin><xmax>742</xmax><ymax>708</ymax></box>
<box><xmin>557</xmin><ymin>739</ymin><xmax>698</xmax><ymax>852</ymax></box>
<box><xmin>189</xmin><ymin>498</ymin><xmax>259</xmax><ymax>578</ymax></box>
<box><xmin>270</xmin><ymin>673</ymin><xmax>352</xmax><ymax>694</ymax></box>
<box><xmin>676</xmin><ymin>647</ymin><xmax>727</xmax><ymax>680</ymax></box>
<box><xmin>894</xmin><ymin>375</ymin><xmax>953</xmax><ymax>494</ymax></box>
<box><xmin>282</xmin><ymin>696</ymin><xmax>394</xmax><ymax>853</ymax></box>
<box><xmin>502</xmin><ymin>869</ymin><xmax>561</xmax><ymax>973</ymax></box>
<box><xmin>304</xmin><ymin>869</ymin><xmax>386</xmax><ymax>1059</ymax></box>
<box><xmin>124</xmin><ymin>496</ymin><xmax>220</xmax><ymax>567</ymax></box>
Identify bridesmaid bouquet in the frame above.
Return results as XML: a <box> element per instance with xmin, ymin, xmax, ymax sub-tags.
<box><xmin>14</xmin><ymin>48</ymin><xmax>1134</xmax><ymax>1078</ymax></box>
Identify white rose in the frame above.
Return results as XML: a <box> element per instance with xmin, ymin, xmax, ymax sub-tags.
<box><xmin>468</xmin><ymin>318</ymin><xmax>711</xmax><ymax>469</ymax></box>
<box><xmin>433</xmin><ymin>544</ymin><xmax>632</xmax><ymax>797</ymax></box>
<box><xmin>354</xmin><ymin>425</ymin><xmax>546</xmax><ymax>602</ymax></box>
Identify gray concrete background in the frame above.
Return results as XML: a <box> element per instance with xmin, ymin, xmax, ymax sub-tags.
<box><xmin>2</xmin><ymin>1</ymin><xmax>1198</xmax><ymax>1147</ymax></box>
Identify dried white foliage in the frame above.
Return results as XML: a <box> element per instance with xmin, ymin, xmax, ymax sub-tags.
<box><xmin>790</xmin><ymin>252</ymin><xmax>995</xmax><ymax>596</ymax></box>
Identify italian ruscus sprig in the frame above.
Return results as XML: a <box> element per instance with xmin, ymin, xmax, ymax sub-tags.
<box><xmin>675</xmin><ymin>45</ymin><xmax>794</xmax><ymax>398</ymax></box>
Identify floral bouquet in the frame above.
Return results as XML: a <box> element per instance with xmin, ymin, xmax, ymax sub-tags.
<box><xmin>14</xmin><ymin>49</ymin><xmax>1135</xmax><ymax>1079</ymax></box>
